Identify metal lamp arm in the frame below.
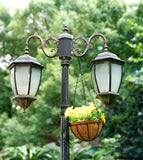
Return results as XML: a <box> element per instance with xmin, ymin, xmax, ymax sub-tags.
<box><xmin>88</xmin><ymin>32</ymin><xmax>108</xmax><ymax>52</ymax></box>
<box><xmin>73</xmin><ymin>32</ymin><xmax>108</xmax><ymax>57</ymax></box>
<box><xmin>25</xmin><ymin>33</ymin><xmax>44</xmax><ymax>54</ymax></box>
<box><xmin>25</xmin><ymin>33</ymin><xmax>58</xmax><ymax>58</ymax></box>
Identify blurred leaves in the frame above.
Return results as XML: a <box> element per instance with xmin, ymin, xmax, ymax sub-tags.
<box><xmin>0</xmin><ymin>143</ymin><xmax>60</xmax><ymax>160</ymax></box>
<box><xmin>94</xmin><ymin>134</ymin><xmax>121</xmax><ymax>160</ymax></box>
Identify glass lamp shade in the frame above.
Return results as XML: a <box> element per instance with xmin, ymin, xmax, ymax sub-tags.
<box><xmin>89</xmin><ymin>52</ymin><xmax>125</xmax><ymax>107</ymax></box>
<box><xmin>8</xmin><ymin>54</ymin><xmax>44</xmax><ymax>112</ymax></box>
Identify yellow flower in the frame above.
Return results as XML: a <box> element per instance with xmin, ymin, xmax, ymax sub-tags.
<box><xmin>73</xmin><ymin>107</ymin><xmax>82</xmax><ymax>117</ymax></box>
<box><xmin>101</xmin><ymin>113</ymin><xmax>106</xmax><ymax>123</ymax></box>
<box><xmin>72</xmin><ymin>106</ymin><xmax>94</xmax><ymax>118</ymax></box>
<box><xmin>65</xmin><ymin>103</ymin><xmax>105</xmax><ymax>122</ymax></box>
<box><xmin>89</xmin><ymin>103</ymin><xmax>95</xmax><ymax>107</ymax></box>
<box><xmin>89</xmin><ymin>103</ymin><xmax>98</xmax><ymax>109</ymax></box>
<box><xmin>65</xmin><ymin>106</ymin><xmax>73</xmax><ymax>117</ymax></box>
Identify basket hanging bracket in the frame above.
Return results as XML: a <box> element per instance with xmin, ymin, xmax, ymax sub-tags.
<box><xmin>73</xmin><ymin>58</ymin><xmax>99</xmax><ymax>111</ymax></box>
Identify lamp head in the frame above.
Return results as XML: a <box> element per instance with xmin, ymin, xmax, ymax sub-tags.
<box><xmin>89</xmin><ymin>51</ymin><xmax>125</xmax><ymax>107</ymax></box>
<box><xmin>8</xmin><ymin>54</ymin><xmax>44</xmax><ymax>118</ymax></box>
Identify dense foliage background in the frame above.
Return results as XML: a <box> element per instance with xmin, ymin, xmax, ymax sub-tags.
<box><xmin>0</xmin><ymin>0</ymin><xmax>143</xmax><ymax>159</ymax></box>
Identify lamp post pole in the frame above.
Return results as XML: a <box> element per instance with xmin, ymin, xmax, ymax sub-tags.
<box><xmin>8</xmin><ymin>25</ymin><xmax>125</xmax><ymax>160</ymax></box>
<box><xmin>58</xmin><ymin>26</ymin><xmax>73</xmax><ymax>160</ymax></box>
<box><xmin>60</xmin><ymin>58</ymin><xmax>70</xmax><ymax>160</ymax></box>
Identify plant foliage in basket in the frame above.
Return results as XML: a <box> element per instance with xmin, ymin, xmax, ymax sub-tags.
<box><xmin>65</xmin><ymin>103</ymin><xmax>105</xmax><ymax>141</ymax></box>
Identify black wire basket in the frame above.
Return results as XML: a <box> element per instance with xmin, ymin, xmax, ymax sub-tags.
<box><xmin>70</xmin><ymin>119</ymin><xmax>103</xmax><ymax>141</ymax></box>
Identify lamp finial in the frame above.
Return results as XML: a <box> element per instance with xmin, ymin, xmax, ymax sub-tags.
<box><xmin>63</xmin><ymin>25</ymin><xmax>68</xmax><ymax>33</ymax></box>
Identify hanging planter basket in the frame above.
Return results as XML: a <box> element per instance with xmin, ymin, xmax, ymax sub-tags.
<box><xmin>70</xmin><ymin>118</ymin><xmax>103</xmax><ymax>141</ymax></box>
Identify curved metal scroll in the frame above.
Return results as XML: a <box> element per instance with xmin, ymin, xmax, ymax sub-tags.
<box><xmin>72</xmin><ymin>32</ymin><xmax>108</xmax><ymax>57</ymax></box>
<box><xmin>42</xmin><ymin>36</ymin><xmax>58</xmax><ymax>58</ymax></box>
<box><xmin>88</xmin><ymin>32</ymin><xmax>108</xmax><ymax>52</ymax></box>
<box><xmin>72</xmin><ymin>35</ymin><xmax>89</xmax><ymax>57</ymax></box>
<box><xmin>25</xmin><ymin>33</ymin><xmax>58</xmax><ymax>58</ymax></box>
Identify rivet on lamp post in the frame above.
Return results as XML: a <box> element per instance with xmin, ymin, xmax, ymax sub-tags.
<box><xmin>8</xmin><ymin>26</ymin><xmax>125</xmax><ymax>160</ymax></box>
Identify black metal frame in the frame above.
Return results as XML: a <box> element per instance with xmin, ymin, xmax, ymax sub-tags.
<box><xmin>8</xmin><ymin>54</ymin><xmax>44</xmax><ymax>118</ymax></box>
<box><xmin>8</xmin><ymin>25</ymin><xmax>125</xmax><ymax>160</ymax></box>
<box><xmin>70</xmin><ymin>119</ymin><xmax>103</xmax><ymax>141</ymax></box>
<box><xmin>89</xmin><ymin>53</ymin><xmax>125</xmax><ymax>111</ymax></box>
<box><xmin>12</xmin><ymin>63</ymin><xmax>43</xmax><ymax>97</ymax></box>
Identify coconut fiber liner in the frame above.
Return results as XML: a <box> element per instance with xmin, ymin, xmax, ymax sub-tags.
<box><xmin>70</xmin><ymin>119</ymin><xmax>103</xmax><ymax>141</ymax></box>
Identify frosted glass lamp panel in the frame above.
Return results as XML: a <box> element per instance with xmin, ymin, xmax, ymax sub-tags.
<box><xmin>29</xmin><ymin>67</ymin><xmax>41</xmax><ymax>96</ymax></box>
<box><xmin>111</xmin><ymin>63</ymin><xmax>122</xmax><ymax>92</ymax></box>
<box><xmin>96</xmin><ymin>62</ymin><xmax>109</xmax><ymax>92</ymax></box>
<box><xmin>15</xmin><ymin>65</ymin><xmax>30</xmax><ymax>95</ymax></box>
<box><xmin>10</xmin><ymin>67</ymin><xmax>16</xmax><ymax>95</ymax></box>
<box><xmin>91</xmin><ymin>66</ymin><xmax>98</xmax><ymax>93</ymax></box>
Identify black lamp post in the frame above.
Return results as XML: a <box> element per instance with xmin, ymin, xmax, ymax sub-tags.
<box><xmin>8</xmin><ymin>26</ymin><xmax>125</xmax><ymax>160</ymax></box>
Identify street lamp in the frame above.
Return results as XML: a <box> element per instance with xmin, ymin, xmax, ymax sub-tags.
<box><xmin>89</xmin><ymin>51</ymin><xmax>125</xmax><ymax>113</ymax></box>
<box><xmin>8</xmin><ymin>26</ymin><xmax>125</xmax><ymax>160</ymax></box>
<box><xmin>8</xmin><ymin>54</ymin><xmax>44</xmax><ymax>118</ymax></box>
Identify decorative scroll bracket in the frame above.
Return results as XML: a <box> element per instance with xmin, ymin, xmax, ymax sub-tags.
<box><xmin>25</xmin><ymin>33</ymin><xmax>58</xmax><ymax>58</ymax></box>
<box><xmin>72</xmin><ymin>31</ymin><xmax>108</xmax><ymax>57</ymax></box>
